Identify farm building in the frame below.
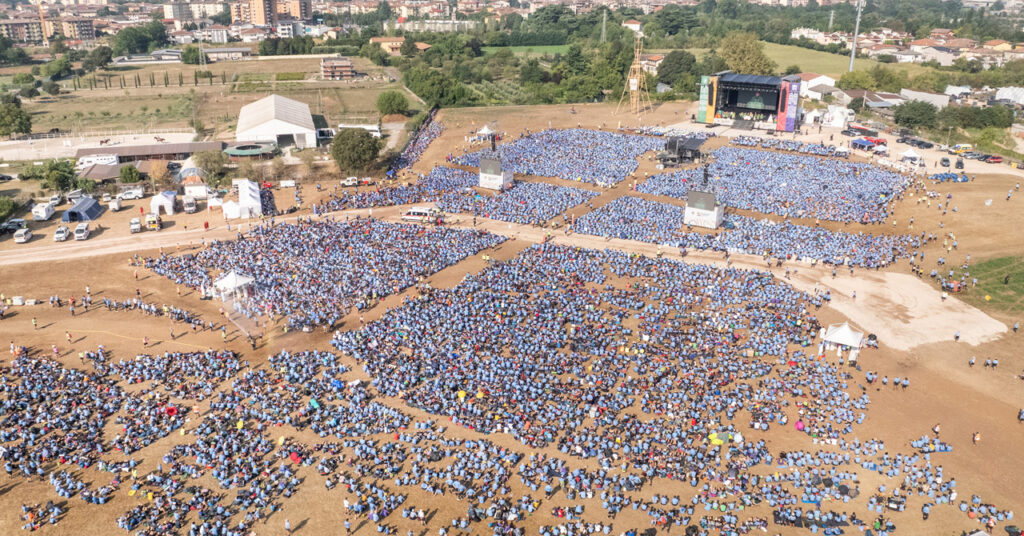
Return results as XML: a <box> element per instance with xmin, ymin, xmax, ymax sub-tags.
<box><xmin>235</xmin><ymin>94</ymin><xmax>316</xmax><ymax>149</ymax></box>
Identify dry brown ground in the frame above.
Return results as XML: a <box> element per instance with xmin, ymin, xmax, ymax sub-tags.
<box><xmin>2</xmin><ymin>103</ymin><xmax>1024</xmax><ymax>536</ymax></box>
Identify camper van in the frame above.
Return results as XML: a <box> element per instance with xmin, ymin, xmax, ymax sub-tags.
<box><xmin>950</xmin><ymin>144</ymin><xmax>973</xmax><ymax>154</ymax></box>
<box><xmin>76</xmin><ymin>154</ymin><xmax>117</xmax><ymax>169</ymax></box>
<box><xmin>145</xmin><ymin>213</ymin><xmax>162</xmax><ymax>231</ymax></box>
<box><xmin>402</xmin><ymin>206</ymin><xmax>443</xmax><ymax>223</ymax></box>
<box><xmin>32</xmin><ymin>202</ymin><xmax>55</xmax><ymax>221</ymax></box>
<box><xmin>67</xmin><ymin>189</ymin><xmax>85</xmax><ymax>204</ymax></box>
<box><xmin>183</xmin><ymin>196</ymin><xmax>198</xmax><ymax>214</ymax></box>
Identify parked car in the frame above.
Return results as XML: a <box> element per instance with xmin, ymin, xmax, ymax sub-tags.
<box><xmin>840</xmin><ymin>129</ymin><xmax>858</xmax><ymax>137</ymax></box>
<box><xmin>955</xmin><ymin>158</ymin><xmax>965</xmax><ymax>169</ymax></box>
<box><xmin>48</xmin><ymin>194</ymin><xmax>63</xmax><ymax>205</ymax></box>
<box><xmin>1</xmin><ymin>218</ymin><xmax>27</xmax><ymax>235</ymax></box>
<box><xmin>167</xmin><ymin>162</ymin><xmax>182</xmax><ymax>171</ymax></box>
<box><xmin>984</xmin><ymin>155</ymin><xmax>1003</xmax><ymax>163</ymax></box>
<box><xmin>940</xmin><ymin>157</ymin><xmax>951</xmax><ymax>167</ymax></box>
<box><xmin>118</xmin><ymin>187</ymin><xmax>144</xmax><ymax>200</ymax></box>
<box><xmin>53</xmin><ymin>226</ymin><xmax>70</xmax><ymax>242</ymax></box>
<box><xmin>963</xmin><ymin>152</ymin><xmax>984</xmax><ymax>160</ymax></box>
<box><xmin>13</xmin><ymin>228</ymin><xmax>32</xmax><ymax>243</ymax></box>
<box><xmin>73</xmin><ymin>223</ymin><xmax>90</xmax><ymax>240</ymax></box>
<box><xmin>918</xmin><ymin>141</ymin><xmax>934</xmax><ymax>149</ymax></box>
<box><xmin>130</xmin><ymin>218</ymin><xmax>142</xmax><ymax>233</ymax></box>
<box><xmin>0</xmin><ymin>174</ymin><xmax>13</xmax><ymax>182</ymax></box>
<box><xmin>896</xmin><ymin>137</ymin><xmax>911</xmax><ymax>144</ymax></box>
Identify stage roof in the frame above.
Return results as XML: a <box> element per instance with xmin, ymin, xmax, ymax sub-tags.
<box><xmin>719</xmin><ymin>73</ymin><xmax>782</xmax><ymax>87</ymax></box>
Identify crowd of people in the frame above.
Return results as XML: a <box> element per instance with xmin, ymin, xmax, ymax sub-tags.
<box><xmin>732</xmin><ymin>136</ymin><xmax>843</xmax><ymax>157</ymax></box>
<box><xmin>437</xmin><ymin>182</ymin><xmax>599</xmax><ymax>226</ymax></box>
<box><xmin>391</xmin><ymin>111</ymin><xmax>444</xmax><ymax>173</ymax></box>
<box><xmin>145</xmin><ymin>218</ymin><xmax>506</xmax><ymax>329</ymax></box>
<box><xmin>638</xmin><ymin>147</ymin><xmax>910</xmax><ymax>223</ymax></box>
<box><xmin>574</xmin><ymin>196</ymin><xmax>919</xmax><ymax>267</ymax></box>
<box><xmin>454</xmin><ymin>129</ymin><xmax>663</xmax><ymax>185</ymax></box>
<box><xmin>314</xmin><ymin>166</ymin><xmax>477</xmax><ymax>213</ymax></box>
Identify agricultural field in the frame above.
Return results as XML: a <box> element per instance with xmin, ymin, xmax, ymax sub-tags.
<box><xmin>465</xmin><ymin>80</ymin><xmax>531</xmax><ymax>105</ymax></box>
<box><xmin>680</xmin><ymin>42</ymin><xmax>939</xmax><ymax>79</ymax></box>
<box><xmin>6</xmin><ymin>57</ymin><xmax>400</xmax><ymax>136</ymax></box>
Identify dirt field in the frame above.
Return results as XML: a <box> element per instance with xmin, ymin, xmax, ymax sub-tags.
<box><xmin>2</xmin><ymin>102</ymin><xmax>1024</xmax><ymax>536</ymax></box>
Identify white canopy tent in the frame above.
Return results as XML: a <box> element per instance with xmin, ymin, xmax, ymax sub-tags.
<box><xmin>824</xmin><ymin>322</ymin><xmax>864</xmax><ymax>348</ymax></box>
<box><xmin>478</xmin><ymin>125</ymin><xmax>495</xmax><ymax>136</ymax></box>
<box><xmin>873</xmin><ymin>144</ymin><xmax>889</xmax><ymax>154</ymax></box>
<box><xmin>901</xmin><ymin>148</ymin><xmax>921</xmax><ymax>161</ymax></box>
<box><xmin>150</xmin><ymin>191</ymin><xmax>176</xmax><ymax>215</ymax></box>
<box><xmin>222</xmin><ymin>180</ymin><xmax>262</xmax><ymax>219</ymax></box>
<box><xmin>213</xmin><ymin>270</ymin><xmax>255</xmax><ymax>295</ymax></box>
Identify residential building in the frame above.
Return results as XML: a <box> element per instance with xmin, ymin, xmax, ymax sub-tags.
<box><xmin>984</xmin><ymin>39</ymin><xmax>1012</xmax><ymax>51</ymax></box>
<box><xmin>239</xmin><ymin>27</ymin><xmax>267</xmax><ymax>41</ymax></box>
<box><xmin>622</xmin><ymin>19</ymin><xmax>642</xmax><ymax>33</ymax></box>
<box><xmin>370</xmin><ymin>36</ymin><xmax>404</xmax><ymax>55</ymax></box>
<box><xmin>321</xmin><ymin>54</ymin><xmax>355</xmax><ymax>80</ymax></box>
<box><xmin>797</xmin><ymin>72</ymin><xmax>836</xmax><ymax>98</ymax></box>
<box><xmin>163</xmin><ymin>1</ymin><xmax>191</xmax><ymax>19</ymax></box>
<box><xmin>249</xmin><ymin>0</ymin><xmax>275</xmax><ymax>25</ymax></box>
<box><xmin>275</xmin><ymin>19</ymin><xmax>302</xmax><ymax>37</ymax></box>
<box><xmin>0</xmin><ymin>19</ymin><xmax>44</xmax><ymax>43</ymax></box>
<box><xmin>59</xmin><ymin>17</ymin><xmax>94</xmax><ymax>40</ymax></box>
<box><xmin>189</xmin><ymin>2</ymin><xmax>227</xmax><ymax>19</ymax></box>
<box><xmin>230</xmin><ymin>1</ymin><xmax>250</xmax><ymax>22</ymax></box>
<box><xmin>929</xmin><ymin>28</ymin><xmax>956</xmax><ymax>41</ymax></box>
<box><xmin>908</xmin><ymin>38</ymin><xmax>940</xmax><ymax>52</ymax></box>
<box><xmin>276</xmin><ymin>0</ymin><xmax>310</xmax><ymax>20</ymax></box>
<box><xmin>639</xmin><ymin>53</ymin><xmax>663</xmax><ymax>75</ymax></box>
<box><xmin>394</xmin><ymin>19</ymin><xmax>477</xmax><ymax>32</ymax></box>
<box><xmin>170</xmin><ymin>29</ymin><xmax>195</xmax><ymax>43</ymax></box>
<box><xmin>918</xmin><ymin>46</ymin><xmax>958</xmax><ymax>67</ymax></box>
<box><xmin>194</xmin><ymin>24</ymin><xmax>229</xmax><ymax>42</ymax></box>
<box><xmin>892</xmin><ymin>50</ymin><xmax>921</xmax><ymax>63</ymax></box>
<box><xmin>945</xmin><ymin>38</ymin><xmax>977</xmax><ymax>51</ymax></box>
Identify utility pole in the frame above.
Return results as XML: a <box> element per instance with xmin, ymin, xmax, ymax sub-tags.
<box><xmin>849</xmin><ymin>0</ymin><xmax>863</xmax><ymax>72</ymax></box>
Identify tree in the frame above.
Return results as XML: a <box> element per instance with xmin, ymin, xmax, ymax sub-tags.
<box><xmin>12</xmin><ymin>72</ymin><xmax>33</xmax><ymax>84</ymax></box>
<box><xmin>400</xmin><ymin>37</ymin><xmax>416</xmax><ymax>57</ymax></box>
<box><xmin>119</xmin><ymin>165</ymin><xmax>142</xmax><ymax>183</ymax></box>
<box><xmin>848</xmin><ymin>96</ymin><xmax>865</xmax><ymax>113</ymax></box>
<box><xmin>0</xmin><ymin>102</ymin><xmax>30</xmax><ymax>136</ymax></box>
<box><xmin>657</xmin><ymin>50</ymin><xmax>697</xmax><ymax>86</ymax></box>
<box><xmin>181</xmin><ymin>45</ymin><xmax>208</xmax><ymax>65</ymax></box>
<box><xmin>376</xmin><ymin>90</ymin><xmax>409</xmax><ymax>116</ymax></box>
<box><xmin>893</xmin><ymin>100</ymin><xmax>937</xmax><ymax>129</ymax></box>
<box><xmin>42</xmin><ymin>56</ymin><xmax>72</xmax><ymax>79</ymax></box>
<box><xmin>837</xmin><ymin>70</ymin><xmax>877</xmax><ymax>90</ymax></box>
<box><xmin>270</xmin><ymin>156</ymin><xmax>286</xmax><ymax>180</ymax></box>
<box><xmin>331</xmin><ymin>128</ymin><xmax>382</xmax><ymax>172</ymax></box>
<box><xmin>82</xmin><ymin>46</ymin><xmax>112</xmax><ymax>72</ymax></box>
<box><xmin>76</xmin><ymin>178</ymin><xmax>97</xmax><ymax>193</ymax></box>
<box><xmin>21</xmin><ymin>159</ymin><xmax>76</xmax><ymax>191</ymax></box>
<box><xmin>563</xmin><ymin>44</ymin><xmax>589</xmax><ymax>75</ymax></box>
<box><xmin>718</xmin><ymin>32</ymin><xmax>776</xmax><ymax>75</ymax></box>
<box><xmin>192</xmin><ymin>150</ymin><xmax>228</xmax><ymax>179</ymax></box>
<box><xmin>18</xmin><ymin>86</ymin><xmax>38</xmax><ymax>99</ymax></box>
<box><xmin>783</xmin><ymin>64</ymin><xmax>801</xmax><ymax>75</ymax></box>
<box><xmin>41</xmin><ymin>81</ymin><xmax>60</xmax><ymax>95</ymax></box>
<box><xmin>148</xmin><ymin>160</ymin><xmax>171</xmax><ymax>191</ymax></box>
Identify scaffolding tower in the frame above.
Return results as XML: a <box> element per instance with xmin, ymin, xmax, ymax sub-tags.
<box><xmin>616</xmin><ymin>36</ymin><xmax>653</xmax><ymax>116</ymax></box>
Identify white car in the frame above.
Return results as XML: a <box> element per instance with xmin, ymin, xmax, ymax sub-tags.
<box><xmin>118</xmin><ymin>190</ymin><xmax>144</xmax><ymax>200</ymax></box>
<box><xmin>48</xmin><ymin>194</ymin><xmax>63</xmax><ymax>205</ymax></box>
<box><xmin>73</xmin><ymin>223</ymin><xmax>90</xmax><ymax>240</ymax></box>
<box><xmin>53</xmin><ymin>226</ymin><xmax>70</xmax><ymax>241</ymax></box>
<box><xmin>130</xmin><ymin>218</ymin><xmax>141</xmax><ymax>233</ymax></box>
<box><xmin>13</xmin><ymin>228</ymin><xmax>32</xmax><ymax>243</ymax></box>
<box><xmin>101</xmin><ymin>193</ymin><xmax>112</xmax><ymax>202</ymax></box>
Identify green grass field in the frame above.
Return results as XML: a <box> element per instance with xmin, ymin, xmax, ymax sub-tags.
<box><xmin>679</xmin><ymin>42</ymin><xmax>937</xmax><ymax>79</ymax></box>
<box><xmin>953</xmin><ymin>257</ymin><xmax>1024</xmax><ymax>313</ymax></box>
<box><xmin>482</xmin><ymin>45</ymin><xmax>570</xmax><ymax>57</ymax></box>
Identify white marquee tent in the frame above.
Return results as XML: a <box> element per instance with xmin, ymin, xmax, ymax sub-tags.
<box><xmin>900</xmin><ymin>148</ymin><xmax>921</xmax><ymax>162</ymax></box>
<box><xmin>223</xmin><ymin>180</ymin><xmax>262</xmax><ymax>219</ymax></box>
<box><xmin>214</xmin><ymin>270</ymin><xmax>255</xmax><ymax>293</ymax></box>
<box><xmin>235</xmin><ymin>94</ymin><xmax>316</xmax><ymax>149</ymax></box>
<box><xmin>150</xmin><ymin>191</ymin><xmax>176</xmax><ymax>215</ymax></box>
<box><xmin>823</xmin><ymin>322</ymin><xmax>864</xmax><ymax>348</ymax></box>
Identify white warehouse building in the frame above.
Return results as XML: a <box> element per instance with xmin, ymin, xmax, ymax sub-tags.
<box><xmin>235</xmin><ymin>94</ymin><xmax>316</xmax><ymax>149</ymax></box>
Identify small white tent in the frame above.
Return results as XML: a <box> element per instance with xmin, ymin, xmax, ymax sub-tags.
<box><xmin>213</xmin><ymin>270</ymin><xmax>255</xmax><ymax>296</ymax></box>
<box><xmin>237</xmin><ymin>179</ymin><xmax>262</xmax><ymax>218</ymax></box>
<box><xmin>824</xmin><ymin>322</ymin><xmax>864</xmax><ymax>348</ymax></box>
<box><xmin>150</xmin><ymin>191</ymin><xmax>176</xmax><ymax>215</ymax></box>
<box><xmin>901</xmin><ymin>148</ymin><xmax>921</xmax><ymax>161</ymax></box>
<box><xmin>222</xmin><ymin>200</ymin><xmax>241</xmax><ymax>219</ymax></box>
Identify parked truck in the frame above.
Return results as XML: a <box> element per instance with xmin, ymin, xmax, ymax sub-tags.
<box><xmin>183</xmin><ymin>196</ymin><xmax>197</xmax><ymax>214</ymax></box>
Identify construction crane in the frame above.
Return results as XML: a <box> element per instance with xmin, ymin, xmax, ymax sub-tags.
<box><xmin>37</xmin><ymin>0</ymin><xmax>50</xmax><ymax>47</ymax></box>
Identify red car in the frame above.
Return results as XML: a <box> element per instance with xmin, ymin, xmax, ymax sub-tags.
<box><xmin>984</xmin><ymin>155</ymin><xmax>1003</xmax><ymax>164</ymax></box>
<box><xmin>865</xmin><ymin>137</ymin><xmax>888</xmax><ymax>146</ymax></box>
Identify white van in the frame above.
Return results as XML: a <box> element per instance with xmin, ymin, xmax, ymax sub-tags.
<box><xmin>74</xmin><ymin>223</ymin><xmax>90</xmax><ymax>240</ymax></box>
<box><xmin>183</xmin><ymin>196</ymin><xmax>197</xmax><ymax>213</ymax></box>
<box><xmin>13</xmin><ymin>228</ymin><xmax>32</xmax><ymax>243</ymax></box>
<box><xmin>402</xmin><ymin>206</ymin><xmax>441</xmax><ymax>223</ymax></box>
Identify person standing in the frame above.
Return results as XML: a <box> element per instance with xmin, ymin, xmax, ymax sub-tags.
<box><xmin>284</xmin><ymin>518</ymin><xmax>291</xmax><ymax>534</ymax></box>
